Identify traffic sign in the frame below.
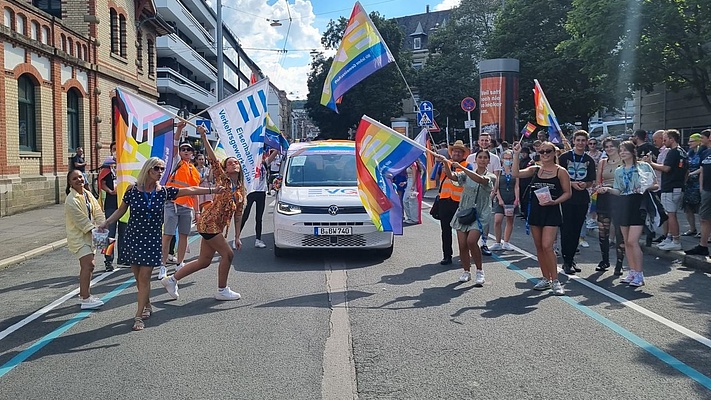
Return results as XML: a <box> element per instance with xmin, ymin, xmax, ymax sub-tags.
<box><xmin>464</xmin><ymin>120</ymin><xmax>476</xmax><ymax>129</ymax></box>
<box><xmin>461</xmin><ymin>97</ymin><xmax>477</xmax><ymax>112</ymax></box>
<box><xmin>417</xmin><ymin>100</ymin><xmax>434</xmax><ymax>127</ymax></box>
<box><xmin>429</xmin><ymin>119</ymin><xmax>441</xmax><ymax>132</ymax></box>
<box><xmin>195</xmin><ymin>119</ymin><xmax>212</xmax><ymax>132</ymax></box>
<box><xmin>419</xmin><ymin>101</ymin><xmax>433</xmax><ymax>112</ymax></box>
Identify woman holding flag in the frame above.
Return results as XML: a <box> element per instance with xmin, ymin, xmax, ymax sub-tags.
<box><xmin>161</xmin><ymin>125</ymin><xmax>246</xmax><ymax>301</ymax></box>
<box><xmin>435</xmin><ymin>150</ymin><xmax>496</xmax><ymax>286</ymax></box>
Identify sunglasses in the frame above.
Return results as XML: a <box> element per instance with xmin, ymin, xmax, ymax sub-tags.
<box><xmin>539</xmin><ymin>149</ymin><xmax>555</xmax><ymax>155</ymax></box>
<box><xmin>153</xmin><ymin>166</ymin><xmax>166</xmax><ymax>172</ymax></box>
<box><xmin>180</xmin><ymin>147</ymin><xmax>193</xmax><ymax>152</ymax></box>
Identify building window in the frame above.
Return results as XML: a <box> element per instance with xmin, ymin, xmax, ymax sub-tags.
<box><xmin>30</xmin><ymin>21</ymin><xmax>39</xmax><ymax>40</ymax></box>
<box><xmin>33</xmin><ymin>1</ymin><xmax>61</xmax><ymax>18</ymax></box>
<box><xmin>413</xmin><ymin>62</ymin><xmax>423</xmax><ymax>70</ymax></box>
<box><xmin>136</xmin><ymin>30</ymin><xmax>143</xmax><ymax>70</ymax></box>
<box><xmin>82</xmin><ymin>44</ymin><xmax>88</xmax><ymax>61</ymax></box>
<box><xmin>67</xmin><ymin>89</ymin><xmax>80</xmax><ymax>151</ymax></box>
<box><xmin>147</xmin><ymin>39</ymin><xmax>155</xmax><ymax>76</ymax></box>
<box><xmin>18</xmin><ymin>75</ymin><xmax>37</xmax><ymax>152</ymax></box>
<box><xmin>413</xmin><ymin>37</ymin><xmax>421</xmax><ymax>50</ymax></box>
<box><xmin>41</xmin><ymin>26</ymin><xmax>49</xmax><ymax>44</ymax></box>
<box><xmin>60</xmin><ymin>34</ymin><xmax>66</xmax><ymax>52</ymax></box>
<box><xmin>76</xmin><ymin>42</ymin><xmax>82</xmax><ymax>59</ymax></box>
<box><xmin>119</xmin><ymin>14</ymin><xmax>127</xmax><ymax>57</ymax></box>
<box><xmin>67</xmin><ymin>37</ymin><xmax>73</xmax><ymax>56</ymax></box>
<box><xmin>3</xmin><ymin>8</ymin><xmax>11</xmax><ymax>28</ymax></box>
<box><xmin>16</xmin><ymin>14</ymin><xmax>25</xmax><ymax>35</ymax></box>
<box><xmin>110</xmin><ymin>9</ymin><xmax>118</xmax><ymax>54</ymax></box>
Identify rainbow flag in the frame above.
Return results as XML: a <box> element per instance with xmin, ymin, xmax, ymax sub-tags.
<box><xmin>320</xmin><ymin>2</ymin><xmax>394</xmax><ymax>112</ymax></box>
<box><xmin>533</xmin><ymin>79</ymin><xmax>563</xmax><ymax>143</ymax></box>
<box><xmin>521</xmin><ymin>122</ymin><xmax>537</xmax><ymax>138</ymax></box>
<box><xmin>356</xmin><ymin>115</ymin><xmax>426</xmax><ymax>235</ymax></box>
<box><xmin>264</xmin><ymin>113</ymin><xmax>289</xmax><ymax>154</ymax></box>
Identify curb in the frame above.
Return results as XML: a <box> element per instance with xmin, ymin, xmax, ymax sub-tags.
<box><xmin>641</xmin><ymin>243</ymin><xmax>711</xmax><ymax>274</ymax></box>
<box><xmin>0</xmin><ymin>239</ymin><xmax>68</xmax><ymax>271</ymax></box>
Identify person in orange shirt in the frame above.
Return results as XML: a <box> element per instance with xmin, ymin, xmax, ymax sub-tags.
<box><xmin>159</xmin><ymin>121</ymin><xmax>201</xmax><ymax>280</ymax></box>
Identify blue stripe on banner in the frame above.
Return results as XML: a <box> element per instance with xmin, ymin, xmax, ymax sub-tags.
<box><xmin>237</xmin><ymin>100</ymin><xmax>250</xmax><ymax>123</ymax></box>
<box><xmin>248</xmin><ymin>95</ymin><xmax>260</xmax><ymax>119</ymax></box>
<box><xmin>490</xmin><ymin>253</ymin><xmax>711</xmax><ymax>390</ymax></box>
<box><xmin>258</xmin><ymin>90</ymin><xmax>267</xmax><ymax>112</ymax></box>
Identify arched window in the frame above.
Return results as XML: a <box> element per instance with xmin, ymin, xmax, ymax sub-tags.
<box><xmin>60</xmin><ymin>33</ymin><xmax>66</xmax><ymax>52</ymax></box>
<box><xmin>136</xmin><ymin>29</ymin><xmax>143</xmax><ymax>70</ymax></box>
<box><xmin>109</xmin><ymin>9</ymin><xmax>118</xmax><ymax>54</ymax></box>
<box><xmin>82</xmin><ymin>44</ymin><xmax>88</xmax><ymax>61</ymax></box>
<box><xmin>76</xmin><ymin>42</ymin><xmax>81</xmax><ymax>59</ymax></box>
<box><xmin>18</xmin><ymin>75</ymin><xmax>37</xmax><ymax>152</ymax></box>
<box><xmin>16</xmin><ymin>14</ymin><xmax>25</xmax><ymax>35</ymax></box>
<box><xmin>147</xmin><ymin>38</ymin><xmax>155</xmax><ymax>76</ymax></box>
<box><xmin>30</xmin><ymin>21</ymin><xmax>39</xmax><ymax>40</ymax></box>
<box><xmin>2</xmin><ymin>8</ymin><xmax>11</xmax><ymax>28</ymax></box>
<box><xmin>67</xmin><ymin>37</ymin><xmax>73</xmax><ymax>56</ymax></box>
<box><xmin>67</xmin><ymin>89</ymin><xmax>80</xmax><ymax>151</ymax></box>
<box><xmin>41</xmin><ymin>26</ymin><xmax>50</xmax><ymax>45</ymax></box>
<box><xmin>119</xmin><ymin>14</ymin><xmax>127</xmax><ymax>57</ymax></box>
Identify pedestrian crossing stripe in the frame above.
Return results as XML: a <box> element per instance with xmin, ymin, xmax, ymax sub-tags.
<box><xmin>418</xmin><ymin>113</ymin><xmax>432</xmax><ymax>126</ymax></box>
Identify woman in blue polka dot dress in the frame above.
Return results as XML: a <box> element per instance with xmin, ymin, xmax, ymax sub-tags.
<box><xmin>102</xmin><ymin>157</ymin><xmax>223</xmax><ymax>331</ymax></box>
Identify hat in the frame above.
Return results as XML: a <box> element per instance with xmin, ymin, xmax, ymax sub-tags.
<box><xmin>689</xmin><ymin>133</ymin><xmax>702</xmax><ymax>141</ymax></box>
<box><xmin>179</xmin><ymin>142</ymin><xmax>194</xmax><ymax>150</ymax></box>
<box><xmin>448</xmin><ymin>140</ymin><xmax>470</xmax><ymax>157</ymax></box>
<box><xmin>101</xmin><ymin>156</ymin><xmax>116</xmax><ymax>168</ymax></box>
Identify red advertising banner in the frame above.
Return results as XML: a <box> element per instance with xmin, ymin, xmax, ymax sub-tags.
<box><xmin>479</xmin><ymin>75</ymin><xmax>506</xmax><ymax>140</ymax></box>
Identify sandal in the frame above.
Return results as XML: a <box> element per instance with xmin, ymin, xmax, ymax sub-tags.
<box><xmin>132</xmin><ymin>317</ymin><xmax>144</xmax><ymax>331</ymax></box>
<box><xmin>141</xmin><ymin>305</ymin><xmax>152</xmax><ymax>319</ymax></box>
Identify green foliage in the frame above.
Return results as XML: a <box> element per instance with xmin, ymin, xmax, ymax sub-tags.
<box><xmin>305</xmin><ymin>13</ymin><xmax>409</xmax><ymax>138</ymax></box>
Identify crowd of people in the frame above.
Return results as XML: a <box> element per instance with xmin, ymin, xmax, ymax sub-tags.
<box><xmin>430</xmin><ymin>128</ymin><xmax>711</xmax><ymax>295</ymax></box>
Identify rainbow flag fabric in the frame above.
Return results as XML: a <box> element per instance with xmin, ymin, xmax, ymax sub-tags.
<box><xmin>320</xmin><ymin>2</ymin><xmax>395</xmax><ymax>112</ymax></box>
<box><xmin>521</xmin><ymin>122</ymin><xmax>537</xmax><ymax>138</ymax></box>
<box><xmin>264</xmin><ymin>113</ymin><xmax>289</xmax><ymax>154</ymax></box>
<box><xmin>356</xmin><ymin>116</ymin><xmax>426</xmax><ymax>235</ymax></box>
<box><xmin>533</xmin><ymin>79</ymin><xmax>563</xmax><ymax>143</ymax></box>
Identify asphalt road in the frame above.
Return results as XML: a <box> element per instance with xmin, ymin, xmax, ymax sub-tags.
<box><xmin>1</xmin><ymin>198</ymin><xmax>710</xmax><ymax>399</ymax></box>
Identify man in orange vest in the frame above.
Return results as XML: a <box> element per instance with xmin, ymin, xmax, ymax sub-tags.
<box><xmin>438</xmin><ymin>140</ymin><xmax>472</xmax><ymax>265</ymax></box>
<box><xmin>159</xmin><ymin>121</ymin><xmax>201</xmax><ymax>280</ymax></box>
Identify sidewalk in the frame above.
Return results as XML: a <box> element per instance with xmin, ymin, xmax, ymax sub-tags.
<box><xmin>0</xmin><ymin>204</ymin><xmax>67</xmax><ymax>269</ymax></box>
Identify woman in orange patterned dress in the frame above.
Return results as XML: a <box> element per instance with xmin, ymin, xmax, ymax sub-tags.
<box><xmin>161</xmin><ymin>125</ymin><xmax>246</xmax><ymax>301</ymax></box>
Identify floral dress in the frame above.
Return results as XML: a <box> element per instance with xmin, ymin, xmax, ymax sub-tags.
<box><xmin>123</xmin><ymin>186</ymin><xmax>179</xmax><ymax>266</ymax></box>
<box><xmin>450</xmin><ymin>170</ymin><xmax>495</xmax><ymax>232</ymax></box>
<box><xmin>197</xmin><ymin>161</ymin><xmax>245</xmax><ymax>234</ymax></box>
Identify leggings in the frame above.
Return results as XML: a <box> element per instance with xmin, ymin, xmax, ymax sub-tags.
<box><xmin>597</xmin><ymin>211</ymin><xmax>624</xmax><ymax>265</ymax></box>
<box><xmin>240</xmin><ymin>191</ymin><xmax>266</xmax><ymax>240</ymax></box>
<box><xmin>560</xmin><ymin>202</ymin><xmax>588</xmax><ymax>265</ymax></box>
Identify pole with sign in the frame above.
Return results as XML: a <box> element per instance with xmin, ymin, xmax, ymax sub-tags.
<box><xmin>461</xmin><ymin>97</ymin><xmax>477</xmax><ymax>147</ymax></box>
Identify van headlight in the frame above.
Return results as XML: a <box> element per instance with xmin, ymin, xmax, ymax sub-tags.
<box><xmin>277</xmin><ymin>201</ymin><xmax>301</xmax><ymax>215</ymax></box>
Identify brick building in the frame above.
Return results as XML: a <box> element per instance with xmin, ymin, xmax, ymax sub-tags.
<box><xmin>0</xmin><ymin>0</ymin><xmax>170</xmax><ymax>216</ymax></box>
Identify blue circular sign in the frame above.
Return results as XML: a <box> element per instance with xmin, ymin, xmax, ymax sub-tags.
<box><xmin>461</xmin><ymin>97</ymin><xmax>477</xmax><ymax>112</ymax></box>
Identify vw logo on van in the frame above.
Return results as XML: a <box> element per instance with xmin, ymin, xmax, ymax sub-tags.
<box><xmin>328</xmin><ymin>205</ymin><xmax>339</xmax><ymax>216</ymax></box>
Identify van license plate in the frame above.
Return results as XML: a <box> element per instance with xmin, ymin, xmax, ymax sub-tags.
<box><xmin>315</xmin><ymin>227</ymin><xmax>352</xmax><ymax>236</ymax></box>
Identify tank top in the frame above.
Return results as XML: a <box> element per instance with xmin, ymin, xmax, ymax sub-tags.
<box><xmin>529</xmin><ymin>167</ymin><xmax>563</xmax><ymax>203</ymax></box>
<box><xmin>498</xmin><ymin>170</ymin><xmax>516</xmax><ymax>203</ymax></box>
<box><xmin>600</xmin><ymin>158</ymin><xmax>622</xmax><ymax>187</ymax></box>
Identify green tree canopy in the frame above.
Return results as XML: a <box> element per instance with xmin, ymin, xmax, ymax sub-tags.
<box><xmin>305</xmin><ymin>13</ymin><xmax>409</xmax><ymax>138</ymax></box>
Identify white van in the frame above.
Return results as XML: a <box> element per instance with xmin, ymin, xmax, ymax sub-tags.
<box><xmin>272</xmin><ymin>140</ymin><xmax>394</xmax><ymax>258</ymax></box>
<box><xmin>589</xmin><ymin>120</ymin><xmax>633</xmax><ymax>140</ymax></box>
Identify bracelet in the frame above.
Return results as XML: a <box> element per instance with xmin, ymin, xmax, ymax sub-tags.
<box><xmin>209</xmin><ymin>187</ymin><xmax>212</xmax><ymax>194</ymax></box>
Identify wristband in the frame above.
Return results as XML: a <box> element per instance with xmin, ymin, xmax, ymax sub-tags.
<box><xmin>209</xmin><ymin>187</ymin><xmax>212</xmax><ymax>194</ymax></box>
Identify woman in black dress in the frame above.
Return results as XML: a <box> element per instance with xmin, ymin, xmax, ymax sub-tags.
<box><xmin>513</xmin><ymin>141</ymin><xmax>571</xmax><ymax>295</ymax></box>
<box><xmin>101</xmin><ymin>157</ymin><xmax>223</xmax><ymax>331</ymax></box>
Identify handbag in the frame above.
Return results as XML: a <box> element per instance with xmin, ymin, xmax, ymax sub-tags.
<box><xmin>429</xmin><ymin>195</ymin><xmax>441</xmax><ymax>220</ymax></box>
<box><xmin>456</xmin><ymin>206</ymin><xmax>478</xmax><ymax>225</ymax></box>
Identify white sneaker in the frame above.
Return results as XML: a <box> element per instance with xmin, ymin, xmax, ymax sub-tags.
<box><xmin>167</xmin><ymin>255</ymin><xmax>178</xmax><ymax>264</ymax></box>
<box><xmin>658</xmin><ymin>241</ymin><xmax>682</xmax><ymax>251</ymax></box>
<box><xmin>80</xmin><ymin>295</ymin><xmax>104</xmax><ymax>309</ymax></box>
<box><xmin>533</xmin><ymin>279</ymin><xmax>551</xmax><ymax>291</ymax></box>
<box><xmin>579</xmin><ymin>239</ymin><xmax>590</xmax><ymax>248</ymax></box>
<box><xmin>655</xmin><ymin>237</ymin><xmax>672</xmax><ymax>248</ymax></box>
<box><xmin>215</xmin><ymin>287</ymin><xmax>241</xmax><ymax>301</ymax></box>
<box><xmin>458</xmin><ymin>271</ymin><xmax>471</xmax><ymax>282</ymax></box>
<box><xmin>586</xmin><ymin>219</ymin><xmax>598</xmax><ymax>229</ymax></box>
<box><xmin>502</xmin><ymin>242</ymin><xmax>514</xmax><ymax>251</ymax></box>
<box><xmin>161</xmin><ymin>276</ymin><xmax>179</xmax><ymax>300</ymax></box>
<box><xmin>474</xmin><ymin>270</ymin><xmax>485</xmax><ymax>287</ymax></box>
<box><xmin>255</xmin><ymin>239</ymin><xmax>266</xmax><ymax>248</ymax></box>
<box><xmin>489</xmin><ymin>242</ymin><xmax>503</xmax><ymax>251</ymax></box>
<box><xmin>551</xmin><ymin>280</ymin><xmax>564</xmax><ymax>296</ymax></box>
<box><xmin>620</xmin><ymin>271</ymin><xmax>637</xmax><ymax>284</ymax></box>
<box><xmin>175</xmin><ymin>262</ymin><xmax>185</xmax><ymax>273</ymax></box>
<box><xmin>157</xmin><ymin>265</ymin><xmax>167</xmax><ymax>280</ymax></box>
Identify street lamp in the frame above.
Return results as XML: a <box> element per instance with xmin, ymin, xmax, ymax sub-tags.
<box><xmin>267</xmin><ymin>19</ymin><xmax>282</xmax><ymax>27</ymax></box>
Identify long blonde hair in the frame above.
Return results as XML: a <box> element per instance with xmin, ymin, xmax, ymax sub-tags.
<box><xmin>136</xmin><ymin>157</ymin><xmax>165</xmax><ymax>187</ymax></box>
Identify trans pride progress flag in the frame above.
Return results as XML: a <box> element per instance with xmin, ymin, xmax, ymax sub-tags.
<box><xmin>320</xmin><ymin>2</ymin><xmax>395</xmax><ymax>112</ymax></box>
<box><xmin>356</xmin><ymin>116</ymin><xmax>426</xmax><ymax>235</ymax></box>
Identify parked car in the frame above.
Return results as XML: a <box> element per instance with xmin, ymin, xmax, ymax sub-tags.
<box><xmin>589</xmin><ymin>119</ymin><xmax>633</xmax><ymax>140</ymax></box>
<box><xmin>272</xmin><ymin>140</ymin><xmax>394</xmax><ymax>258</ymax></box>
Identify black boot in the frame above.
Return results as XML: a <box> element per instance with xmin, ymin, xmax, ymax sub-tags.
<box><xmin>613</xmin><ymin>260</ymin><xmax>623</xmax><ymax>276</ymax></box>
<box><xmin>595</xmin><ymin>261</ymin><xmax>609</xmax><ymax>271</ymax></box>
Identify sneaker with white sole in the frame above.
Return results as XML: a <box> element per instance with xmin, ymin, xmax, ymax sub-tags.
<box><xmin>255</xmin><ymin>239</ymin><xmax>267</xmax><ymax>248</ymax></box>
<box><xmin>658</xmin><ymin>241</ymin><xmax>682</xmax><ymax>251</ymax></box>
<box><xmin>458</xmin><ymin>271</ymin><xmax>471</xmax><ymax>282</ymax></box>
<box><xmin>489</xmin><ymin>242</ymin><xmax>503</xmax><ymax>251</ymax></box>
<box><xmin>215</xmin><ymin>287</ymin><xmax>241</xmax><ymax>301</ymax></box>
<box><xmin>175</xmin><ymin>262</ymin><xmax>185</xmax><ymax>273</ymax></box>
<box><xmin>533</xmin><ymin>279</ymin><xmax>551</xmax><ymax>291</ymax></box>
<box><xmin>620</xmin><ymin>271</ymin><xmax>637</xmax><ymax>284</ymax></box>
<box><xmin>655</xmin><ymin>238</ymin><xmax>672</xmax><ymax>248</ymax></box>
<box><xmin>629</xmin><ymin>272</ymin><xmax>645</xmax><ymax>287</ymax></box>
<box><xmin>161</xmin><ymin>276</ymin><xmax>179</xmax><ymax>300</ymax></box>
<box><xmin>167</xmin><ymin>255</ymin><xmax>178</xmax><ymax>264</ymax></box>
<box><xmin>80</xmin><ymin>295</ymin><xmax>104</xmax><ymax>309</ymax></box>
<box><xmin>157</xmin><ymin>265</ymin><xmax>167</xmax><ymax>280</ymax></box>
<box><xmin>474</xmin><ymin>270</ymin><xmax>485</xmax><ymax>287</ymax></box>
<box><xmin>502</xmin><ymin>242</ymin><xmax>514</xmax><ymax>251</ymax></box>
<box><xmin>579</xmin><ymin>239</ymin><xmax>590</xmax><ymax>248</ymax></box>
<box><xmin>551</xmin><ymin>280</ymin><xmax>564</xmax><ymax>296</ymax></box>
<box><xmin>585</xmin><ymin>219</ymin><xmax>598</xmax><ymax>229</ymax></box>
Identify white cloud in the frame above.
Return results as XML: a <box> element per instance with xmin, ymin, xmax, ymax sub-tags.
<box><xmin>222</xmin><ymin>0</ymin><xmax>324</xmax><ymax>100</ymax></box>
<box><xmin>433</xmin><ymin>0</ymin><xmax>461</xmax><ymax>11</ymax></box>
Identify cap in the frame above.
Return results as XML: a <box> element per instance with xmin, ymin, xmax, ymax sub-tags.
<box><xmin>179</xmin><ymin>142</ymin><xmax>194</xmax><ymax>150</ymax></box>
<box><xmin>689</xmin><ymin>133</ymin><xmax>702</xmax><ymax>141</ymax></box>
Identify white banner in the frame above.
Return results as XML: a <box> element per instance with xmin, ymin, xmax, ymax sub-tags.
<box><xmin>206</xmin><ymin>79</ymin><xmax>270</xmax><ymax>193</ymax></box>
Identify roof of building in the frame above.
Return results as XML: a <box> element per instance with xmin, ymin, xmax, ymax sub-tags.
<box><xmin>393</xmin><ymin>9</ymin><xmax>452</xmax><ymax>51</ymax></box>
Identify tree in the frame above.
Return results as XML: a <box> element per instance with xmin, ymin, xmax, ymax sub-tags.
<box><xmin>486</xmin><ymin>0</ymin><xmax>606</xmax><ymax>129</ymax></box>
<box><xmin>415</xmin><ymin>0</ymin><xmax>501</xmax><ymax>141</ymax></box>
<box><xmin>565</xmin><ymin>0</ymin><xmax>711</xmax><ymax>112</ymax></box>
<box><xmin>305</xmin><ymin>13</ymin><xmax>409</xmax><ymax>138</ymax></box>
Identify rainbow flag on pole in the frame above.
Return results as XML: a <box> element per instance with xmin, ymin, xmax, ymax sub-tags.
<box><xmin>356</xmin><ymin>116</ymin><xmax>426</xmax><ymax>235</ymax></box>
<box><xmin>521</xmin><ymin>122</ymin><xmax>537</xmax><ymax>138</ymax></box>
<box><xmin>533</xmin><ymin>79</ymin><xmax>563</xmax><ymax>143</ymax></box>
<box><xmin>320</xmin><ymin>2</ymin><xmax>395</xmax><ymax>112</ymax></box>
<box><xmin>264</xmin><ymin>113</ymin><xmax>289</xmax><ymax>154</ymax></box>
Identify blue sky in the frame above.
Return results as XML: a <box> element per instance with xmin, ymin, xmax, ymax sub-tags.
<box><xmin>217</xmin><ymin>0</ymin><xmax>460</xmax><ymax>99</ymax></box>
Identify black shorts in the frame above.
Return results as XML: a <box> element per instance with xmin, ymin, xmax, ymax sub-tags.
<box><xmin>616</xmin><ymin>194</ymin><xmax>645</xmax><ymax>227</ymax></box>
<box><xmin>200</xmin><ymin>232</ymin><xmax>219</xmax><ymax>240</ymax></box>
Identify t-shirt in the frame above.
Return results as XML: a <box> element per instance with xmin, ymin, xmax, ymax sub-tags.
<box><xmin>635</xmin><ymin>142</ymin><xmax>658</xmax><ymax>158</ymax></box>
<box><xmin>701</xmin><ymin>153</ymin><xmax>711</xmax><ymax>192</ymax></box>
<box><xmin>72</xmin><ymin>154</ymin><xmax>86</xmax><ymax>172</ymax></box>
<box><xmin>101</xmin><ymin>169</ymin><xmax>118</xmax><ymax>210</ymax></box>
<box><xmin>558</xmin><ymin>151</ymin><xmax>596</xmax><ymax>204</ymax></box>
<box><xmin>661</xmin><ymin>146</ymin><xmax>687</xmax><ymax>192</ymax></box>
<box><xmin>465</xmin><ymin>150</ymin><xmax>502</xmax><ymax>174</ymax></box>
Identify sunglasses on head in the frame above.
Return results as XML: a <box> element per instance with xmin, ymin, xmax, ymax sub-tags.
<box><xmin>152</xmin><ymin>166</ymin><xmax>166</xmax><ymax>172</ymax></box>
<box><xmin>539</xmin><ymin>149</ymin><xmax>555</xmax><ymax>155</ymax></box>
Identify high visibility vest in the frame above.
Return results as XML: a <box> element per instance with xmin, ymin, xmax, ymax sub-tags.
<box><xmin>167</xmin><ymin>161</ymin><xmax>200</xmax><ymax>208</ymax></box>
<box><xmin>439</xmin><ymin>166</ymin><xmax>466</xmax><ymax>202</ymax></box>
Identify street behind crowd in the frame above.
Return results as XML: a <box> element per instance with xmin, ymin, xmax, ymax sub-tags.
<box><xmin>0</xmin><ymin>197</ymin><xmax>710</xmax><ymax>399</ymax></box>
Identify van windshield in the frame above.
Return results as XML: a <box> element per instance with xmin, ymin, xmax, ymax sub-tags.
<box><xmin>285</xmin><ymin>152</ymin><xmax>356</xmax><ymax>187</ymax></box>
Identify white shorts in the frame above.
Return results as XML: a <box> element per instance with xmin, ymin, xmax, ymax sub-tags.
<box><xmin>661</xmin><ymin>191</ymin><xmax>683</xmax><ymax>213</ymax></box>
